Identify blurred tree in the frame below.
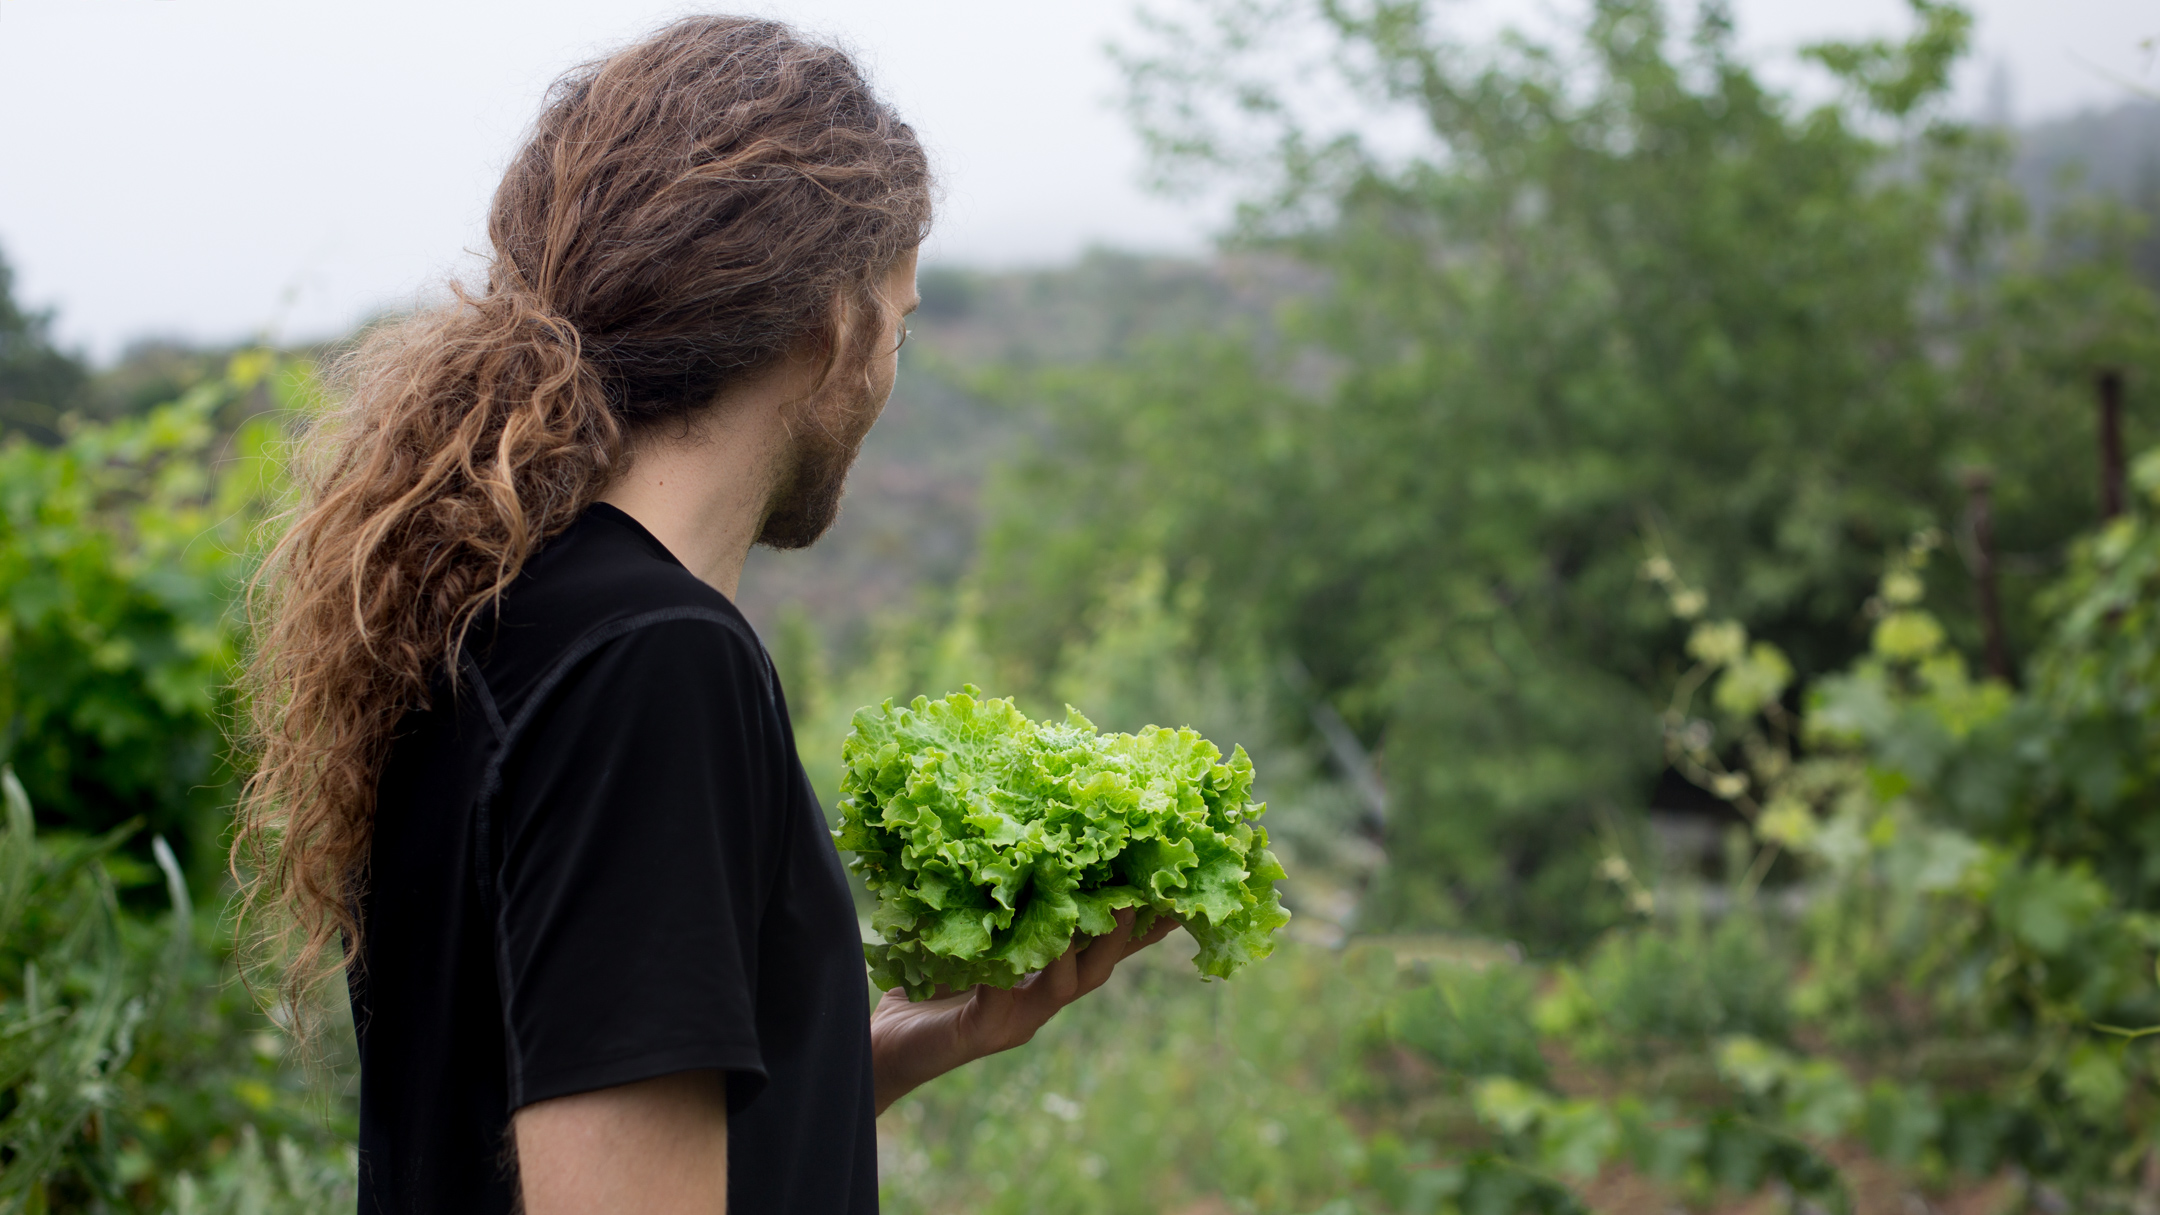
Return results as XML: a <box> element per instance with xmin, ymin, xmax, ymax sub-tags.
<box><xmin>0</xmin><ymin>352</ymin><xmax>299</xmax><ymax>891</ymax></box>
<box><xmin>971</xmin><ymin>0</ymin><xmax>2160</xmax><ymax>944</ymax></box>
<box><xmin>0</xmin><ymin>244</ymin><xmax>89</xmax><ymax>444</ymax></box>
<box><xmin>2010</xmin><ymin>99</ymin><xmax>2160</xmax><ymax>290</ymax></box>
<box><xmin>87</xmin><ymin>339</ymin><xmax>229</xmax><ymax>424</ymax></box>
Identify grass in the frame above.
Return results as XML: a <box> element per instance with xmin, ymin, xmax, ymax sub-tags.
<box><xmin>878</xmin><ymin>937</ymin><xmax>2042</xmax><ymax>1215</ymax></box>
<box><xmin>879</xmin><ymin>939</ymin><xmax>1389</xmax><ymax>1215</ymax></box>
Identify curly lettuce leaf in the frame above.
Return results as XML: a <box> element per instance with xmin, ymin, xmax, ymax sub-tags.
<box><xmin>836</xmin><ymin>687</ymin><xmax>1292</xmax><ymax>999</ymax></box>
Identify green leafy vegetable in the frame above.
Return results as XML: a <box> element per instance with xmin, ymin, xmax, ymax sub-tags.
<box><xmin>835</xmin><ymin>687</ymin><xmax>1291</xmax><ymax>999</ymax></box>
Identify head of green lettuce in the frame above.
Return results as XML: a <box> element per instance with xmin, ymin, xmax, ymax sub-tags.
<box><xmin>834</xmin><ymin>688</ymin><xmax>1292</xmax><ymax>999</ymax></box>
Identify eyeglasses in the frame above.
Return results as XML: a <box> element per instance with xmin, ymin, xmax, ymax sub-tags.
<box><xmin>895</xmin><ymin>319</ymin><xmax>912</xmax><ymax>353</ymax></box>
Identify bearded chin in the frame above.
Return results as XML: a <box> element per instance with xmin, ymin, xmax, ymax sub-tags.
<box><xmin>756</xmin><ymin>425</ymin><xmax>862</xmax><ymax>551</ymax></box>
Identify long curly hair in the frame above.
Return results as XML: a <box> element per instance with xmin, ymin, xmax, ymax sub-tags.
<box><xmin>235</xmin><ymin>16</ymin><xmax>933</xmax><ymax>1012</ymax></box>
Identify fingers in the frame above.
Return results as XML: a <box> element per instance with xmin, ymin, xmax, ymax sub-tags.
<box><xmin>952</xmin><ymin>909</ymin><xmax>1191</xmax><ymax>1046</ymax></box>
<box><xmin>1041</xmin><ymin>939</ymin><xmax>1082</xmax><ymax>1005</ymax></box>
<box><xmin>955</xmin><ymin>982</ymin><xmax>1017</xmax><ymax>1051</ymax></box>
<box><xmin>1131</xmin><ymin>913</ymin><xmax>1181</xmax><ymax>952</ymax></box>
<box><xmin>1074</xmin><ymin>908</ymin><xmax>1185</xmax><ymax>992</ymax></box>
<box><xmin>966</xmin><ymin>982</ymin><xmax>1013</xmax><ymax>1027</ymax></box>
<box><xmin>1075</xmin><ymin>909</ymin><xmax>1133</xmax><ymax>992</ymax></box>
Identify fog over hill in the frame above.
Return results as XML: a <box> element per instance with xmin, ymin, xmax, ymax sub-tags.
<box><xmin>2014</xmin><ymin>99</ymin><xmax>2160</xmax><ymax>285</ymax></box>
<box><xmin>734</xmin><ymin>99</ymin><xmax>2160</xmax><ymax>658</ymax></box>
<box><xmin>732</xmin><ymin>252</ymin><xmax>1312</xmax><ymax>657</ymax></box>
<box><xmin>2016</xmin><ymin>100</ymin><xmax>2160</xmax><ymax>206</ymax></box>
<box><xmin>4</xmin><ymin>100</ymin><xmax>2158</xmax><ymax>660</ymax></box>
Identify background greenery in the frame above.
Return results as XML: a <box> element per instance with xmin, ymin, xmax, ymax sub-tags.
<box><xmin>6</xmin><ymin>0</ymin><xmax>2160</xmax><ymax>1209</ymax></box>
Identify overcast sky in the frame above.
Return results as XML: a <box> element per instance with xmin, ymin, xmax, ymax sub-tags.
<box><xmin>1</xmin><ymin>0</ymin><xmax>2153</xmax><ymax>360</ymax></box>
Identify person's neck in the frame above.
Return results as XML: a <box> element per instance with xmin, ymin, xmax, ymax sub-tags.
<box><xmin>597</xmin><ymin>361</ymin><xmax>811</xmax><ymax>600</ymax></box>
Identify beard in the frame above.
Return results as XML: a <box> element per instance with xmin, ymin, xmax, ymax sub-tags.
<box><xmin>755</xmin><ymin>385</ymin><xmax>878</xmax><ymax>551</ymax></box>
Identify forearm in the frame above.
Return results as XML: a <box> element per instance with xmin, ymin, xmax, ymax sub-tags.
<box><xmin>872</xmin><ymin>1055</ymin><xmax>926</xmax><ymax>1116</ymax></box>
<box><xmin>871</xmin><ymin>1000</ymin><xmax>973</xmax><ymax>1115</ymax></box>
<box><xmin>868</xmin><ymin>912</ymin><xmax>1180</xmax><ymax>1116</ymax></box>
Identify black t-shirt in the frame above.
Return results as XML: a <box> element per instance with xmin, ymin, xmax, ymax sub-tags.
<box><xmin>351</xmin><ymin>502</ymin><xmax>877</xmax><ymax>1214</ymax></box>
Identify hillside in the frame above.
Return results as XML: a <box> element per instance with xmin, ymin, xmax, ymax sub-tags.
<box><xmin>731</xmin><ymin>250</ymin><xmax>1314</xmax><ymax>657</ymax></box>
<box><xmin>735</xmin><ymin>100</ymin><xmax>2160</xmax><ymax>662</ymax></box>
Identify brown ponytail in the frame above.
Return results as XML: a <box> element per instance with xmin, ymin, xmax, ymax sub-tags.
<box><xmin>235</xmin><ymin>16</ymin><xmax>932</xmax><ymax>1010</ymax></box>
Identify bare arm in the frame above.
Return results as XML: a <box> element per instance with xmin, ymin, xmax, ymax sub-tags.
<box><xmin>510</xmin><ymin>908</ymin><xmax>1171</xmax><ymax>1212</ymax></box>
<box><xmin>869</xmin><ymin>908</ymin><xmax>1179</xmax><ymax>1114</ymax></box>
<box><xmin>513</xmin><ymin>1070</ymin><xmax>728</xmax><ymax>1215</ymax></box>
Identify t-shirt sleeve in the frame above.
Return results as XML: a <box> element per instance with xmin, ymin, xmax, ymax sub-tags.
<box><xmin>489</xmin><ymin>614</ymin><xmax>786</xmax><ymax>1111</ymax></box>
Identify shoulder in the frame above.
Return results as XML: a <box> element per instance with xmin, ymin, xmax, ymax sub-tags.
<box><xmin>504</xmin><ymin>614</ymin><xmax>780</xmax><ymax>761</ymax></box>
<box><xmin>475</xmin><ymin>504</ymin><xmax>768</xmax><ymax>716</ymax></box>
<box><xmin>490</xmin><ymin>607</ymin><xmax>784</xmax><ymax>795</ymax></box>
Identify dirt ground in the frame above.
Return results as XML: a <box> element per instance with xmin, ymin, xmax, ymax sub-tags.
<box><xmin>1575</xmin><ymin>1159</ymin><xmax>2026</xmax><ymax>1215</ymax></box>
<box><xmin>1164</xmin><ymin>1160</ymin><xmax>2029</xmax><ymax>1215</ymax></box>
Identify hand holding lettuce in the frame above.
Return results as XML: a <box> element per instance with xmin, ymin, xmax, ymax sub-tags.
<box><xmin>834</xmin><ymin>687</ymin><xmax>1291</xmax><ymax>999</ymax></box>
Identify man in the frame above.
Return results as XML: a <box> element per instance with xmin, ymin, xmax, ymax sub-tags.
<box><xmin>236</xmin><ymin>17</ymin><xmax>1171</xmax><ymax>1213</ymax></box>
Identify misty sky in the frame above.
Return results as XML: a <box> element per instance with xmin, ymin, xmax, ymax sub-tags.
<box><xmin>1</xmin><ymin>0</ymin><xmax>2152</xmax><ymax>360</ymax></box>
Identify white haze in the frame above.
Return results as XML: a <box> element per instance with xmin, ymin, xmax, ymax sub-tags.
<box><xmin>0</xmin><ymin>0</ymin><xmax>2150</xmax><ymax>360</ymax></box>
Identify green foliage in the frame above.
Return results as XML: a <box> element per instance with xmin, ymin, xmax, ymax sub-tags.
<box><xmin>1382</xmin><ymin>962</ymin><xmax>1545</xmax><ymax>1085</ymax></box>
<box><xmin>161</xmin><ymin>1127</ymin><xmax>355</xmax><ymax>1215</ymax></box>
<box><xmin>838</xmin><ymin>687</ymin><xmax>1291</xmax><ymax>996</ymax></box>
<box><xmin>0</xmin><ymin>344</ymin><xmax>343</xmax><ymax>1211</ymax></box>
<box><xmin>0</xmin><ymin>351</ymin><xmax>301</xmax><ymax>887</ymax></box>
<box><xmin>1624</xmin><ymin>531</ymin><xmax>2160</xmax><ymax>1203</ymax></box>
<box><xmin>1800</xmin><ymin>0</ymin><xmax>1970</xmax><ymax>118</ymax></box>
<box><xmin>880</xmin><ymin>943</ymin><xmax>1386</xmax><ymax>1215</ymax></box>
<box><xmin>0</xmin><ymin>246</ymin><xmax>89</xmax><ymax>444</ymax></box>
<box><xmin>1537</xmin><ymin>913</ymin><xmax>1789</xmax><ymax>1061</ymax></box>
<box><xmin>110</xmin><ymin>918</ymin><xmax>357</xmax><ymax>1215</ymax></box>
<box><xmin>1</xmin><ymin>4</ymin><xmax>2154</xmax><ymax>1209</ymax></box>
<box><xmin>0</xmin><ymin>762</ymin><xmax>353</xmax><ymax>1214</ymax></box>
<box><xmin>872</xmin><ymin>460</ymin><xmax>2160</xmax><ymax>1209</ymax></box>
<box><xmin>981</xmin><ymin>0</ymin><xmax>2160</xmax><ymax>949</ymax></box>
<box><xmin>880</xmin><ymin>939</ymin><xmax>1918</xmax><ymax>1213</ymax></box>
<box><xmin>0</xmin><ymin>767</ymin><xmax>177</xmax><ymax>1210</ymax></box>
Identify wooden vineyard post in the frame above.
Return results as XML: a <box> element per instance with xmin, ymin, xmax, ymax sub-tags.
<box><xmin>2100</xmin><ymin>368</ymin><xmax>2127</xmax><ymax>521</ymax></box>
<box><xmin>1963</xmin><ymin>468</ymin><xmax>2013</xmax><ymax>684</ymax></box>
